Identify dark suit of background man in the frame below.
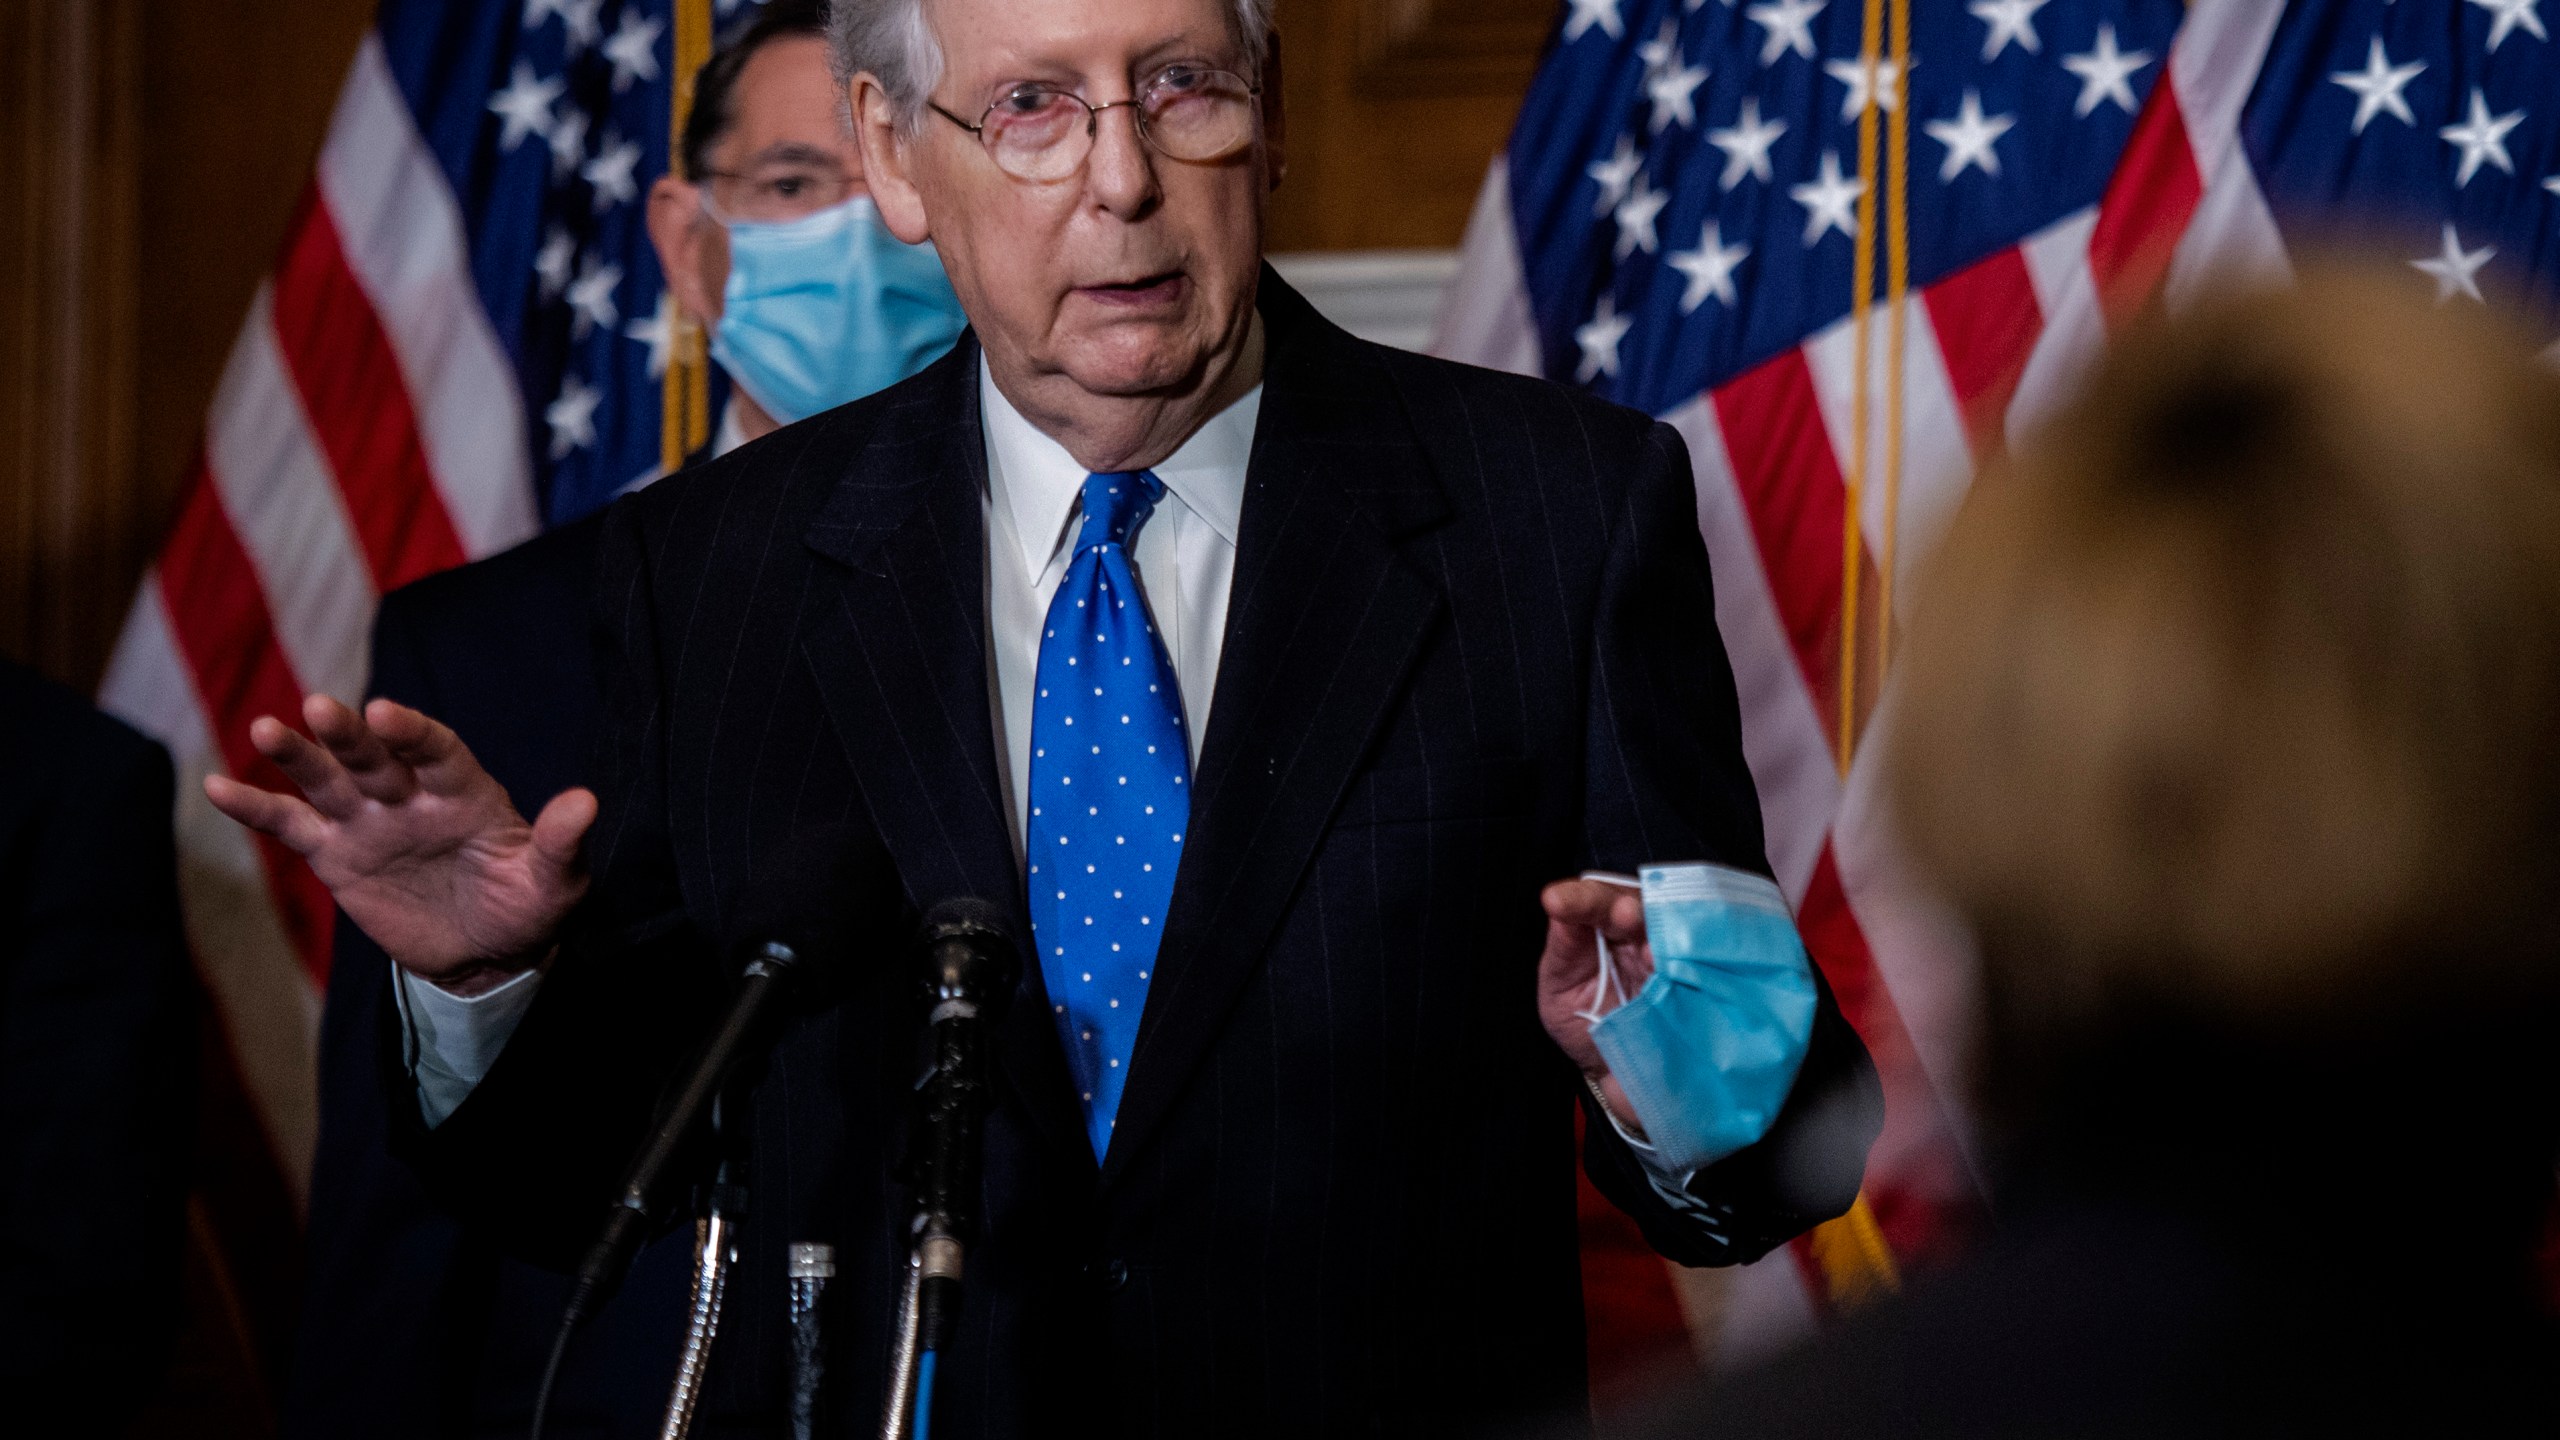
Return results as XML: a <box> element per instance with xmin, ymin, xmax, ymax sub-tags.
<box><xmin>0</xmin><ymin>658</ymin><xmax>194</xmax><ymax>1435</ymax></box>
<box><xmin>283</xmin><ymin>5</ymin><xmax>970</xmax><ymax>1434</ymax></box>
<box><xmin>213</xmin><ymin>0</ymin><xmax>1883</xmax><ymax>1435</ymax></box>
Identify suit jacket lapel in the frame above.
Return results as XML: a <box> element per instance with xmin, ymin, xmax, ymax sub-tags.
<box><xmin>1101</xmin><ymin>273</ymin><xmax>1452</xmax><ymax>1187</ymax></box>
<box><xmin>800</xmin><ymin>338</ymin><xmax>1092</xmax><ymax>1169</ymax></box>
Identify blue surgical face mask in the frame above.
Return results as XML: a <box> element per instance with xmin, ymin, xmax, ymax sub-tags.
<box><xmin>1581</xmin><ymin>863</ymin><xmax>1819</xmax><ymax>1174</ymax></box>
<box><xmin>710</xmin><ymin>194</ymin><xmax>968</xmax><ymax>425</ymax></box>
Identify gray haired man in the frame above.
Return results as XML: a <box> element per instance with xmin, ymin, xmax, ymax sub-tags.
<box><xmin>211</xmin><ymin>0</ymin><xmax>1880</xmax><ymax>1432</ymax></box>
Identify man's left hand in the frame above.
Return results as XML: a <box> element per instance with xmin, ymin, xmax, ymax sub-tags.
<box><xmin>1538</xmin><ymin>878</ymin><xmax>1650</xmax><ymax>1132</ymax></box>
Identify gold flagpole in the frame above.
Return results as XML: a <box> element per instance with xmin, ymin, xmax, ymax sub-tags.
<box><xmin>1879</xmin><ymin>0</ymin><xmax>1911</xmax><ymax>677</ymax></box>
<box><xmin>1837</xmin><ymin>0</ymin><xmax>1883</xmax><ymax>785</ymax></box>
<box><xmin>662</xmin><ymin>0</ymin><xmax>716</xmax><ymax>473</ymax></box>
<box><xmin>1803</xmin><ymin>0</ymin><xmax>1907</xmax><ymax>1314</ymax></box>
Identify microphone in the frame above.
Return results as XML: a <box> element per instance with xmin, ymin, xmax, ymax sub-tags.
<box><xmin>911</xmin><ymin>898</ymin><xmax>1018</xmax><ymax>1345</ymax></box>
<box><xmin>530</xmin><ymin>825</ymin><xmax>886</xmax><ymax>1440</ymax></box>
<box><xmin>881</xmin><ymin>899</ymin><xmax>1018</xmax><ymax>1439</ymax></box>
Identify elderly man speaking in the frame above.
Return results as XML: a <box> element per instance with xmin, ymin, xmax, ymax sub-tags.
<box><xmin>210</xmin><ymin>0</ymin><xmax>1879</xmax><ymax>1432</ymax></box>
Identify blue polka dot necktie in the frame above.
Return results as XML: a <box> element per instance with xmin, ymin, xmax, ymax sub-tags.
<box><xmin>1026</xmin><ymin>471</ymin><xmax>1189</xmax><ymax>1160</ymax></box>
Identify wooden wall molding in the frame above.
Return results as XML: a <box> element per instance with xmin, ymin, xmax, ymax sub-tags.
<box><xmin>1268</xmin><ymin>248</ymin><xmax>1460</xmax><ymax>352</ymax></box>
<box><xmin>0</xmin><ymin>0</ymin><xmax>372</xmax><ymax>693</ymax></box>
<box><xmin>1351</xmin><ymin>0</ymin><xmax>1553</xmax><ymax>98</ymax></box>
<box><xmin>1</xmin><ymin>0</ymin><xmax>142</xmax><ymax>690</ymax></box>
<box><xmin>1269</xmin><ymin>0</ymin><xmax>1545</xmax><ymax>253</ymax></box>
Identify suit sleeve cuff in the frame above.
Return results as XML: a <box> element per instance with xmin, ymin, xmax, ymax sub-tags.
<box><xmin>392</xmin><ymin>963</ymin><xmax>545</xmax><ymax>1128</ymax></box>
<box><xmin>1586</xmin><ymin>1072</ymin><xmax>1702</xmax><ymax>1204</ymax></box>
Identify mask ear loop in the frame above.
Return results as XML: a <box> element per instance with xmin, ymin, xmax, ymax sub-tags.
<box><xmin>1573</xmin><ymin>871</ymin><xmax>1642</xmax><ymax>1024</ymax></box>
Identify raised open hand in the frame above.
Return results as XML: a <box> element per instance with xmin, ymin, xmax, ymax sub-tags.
<box><xmin>203</xmin><ymin>695</ymin><xmax>594</xmax><ymax>994</ymax></box>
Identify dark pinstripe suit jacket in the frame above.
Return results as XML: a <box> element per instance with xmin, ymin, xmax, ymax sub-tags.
<box><xmin>409</xmin><ymin>272</ymin><xmax>1880</xmax><ymax>1438</ymax></box>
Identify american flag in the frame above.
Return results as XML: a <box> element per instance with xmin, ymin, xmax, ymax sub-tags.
<box><xmin>1434</xmin><ymin>0</ymin><xmax>2560</xmax><ymax>1374</ymax></box>
<box><xmin>97</xmin><ymin>0</ymin><xmax>764</xmax><ymax>1207</ymax></box>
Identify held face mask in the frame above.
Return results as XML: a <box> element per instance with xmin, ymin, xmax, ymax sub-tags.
<box><xmin>1580</xmin><ymin>863</ymin><xmax>1819</xmax><ymax>1174</ymax></box>
<box><xmin>710</xmin><ymin>195</ymin><xmax>968</xmax><ymax>425</ymax></box>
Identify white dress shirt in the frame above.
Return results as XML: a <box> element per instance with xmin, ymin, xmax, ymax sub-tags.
<box><xmin>398</xmin><ymin>367</ymin><xmax>1258</xmax><ymax>1125</ymax></box>
<box><xmin>979</xmin><ymin>361</ymin><xmax>1252</xmax><ymax>846</ymax></box>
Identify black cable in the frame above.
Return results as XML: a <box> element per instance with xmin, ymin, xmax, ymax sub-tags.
<box><xmin>527</xmin><ymin>1302</ymin><xmax>581</xmax><ymax>1440</ymax></box>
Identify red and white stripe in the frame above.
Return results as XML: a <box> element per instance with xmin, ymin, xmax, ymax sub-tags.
<box><xmin>98</xmin><ymin>33</ymin><xmax>535</xmax><ymax>1200</ymax></box>
<box><xmin>1432</xmin><ymin>0</ymin><xmax>2287</xmax><ymax>1368</ymax></box>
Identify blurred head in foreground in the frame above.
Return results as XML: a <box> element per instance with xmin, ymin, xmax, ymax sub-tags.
<box><xmin>1898</xmin><ymin>266</ymin><xmax>2560</xmax><ymax>1097</ymax></box>
<box><xmin>1895</xmin><ymin>264</ymin><xmax>2560</xmax><ymax>1270</ymax></box>
<box><xmin>1598</xmin><ymin>270</ymin><xmax>2560</xmax><ymax>1440</ymax></box>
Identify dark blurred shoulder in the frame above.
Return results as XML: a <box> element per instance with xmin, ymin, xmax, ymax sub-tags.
<box><xmin>1598</xmin><ymin>1197</ymin><xmax>2560</xmax><ymax>1440</ymax></box>
<box><xmin>614</xmin><ymin>338</ymin><xmax>962</xmax><ymax>537</ymax></box>
<box><xmin>368</xmin><ymin>514</ymin><xmax>615</xmax><ymax>815</ymax></box>
<box><xmin>0</xmin><ymin>657</ymin><xmax>170</xmax><ymax>806</ymax></box>
<box><xmin>375</xmin><ymin>508</ymin><xmax>610</xmax><ymax>645</ymax></box>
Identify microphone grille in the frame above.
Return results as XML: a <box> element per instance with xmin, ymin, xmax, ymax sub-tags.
<box><xmin>921</xmin><ymin>895</ymin><xmax>1009</xmax><ymax>943</ymax></box>
<box><xmin>919</xmin><ymin>897</ymin><xmax>1019</xmax><ymax>1014</ymax></box>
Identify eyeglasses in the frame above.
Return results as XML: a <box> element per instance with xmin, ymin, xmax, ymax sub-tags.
<box><xmin>928</xmin><ymin>65</ymin><xmax>1261</xmax><ymax>183</ymax></box>
<box><xmin>697</xmin><ymin>162</ymin><xmax>859</xmax><ymax>223</ymax></box>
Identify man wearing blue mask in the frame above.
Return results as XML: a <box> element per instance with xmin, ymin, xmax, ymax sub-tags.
<box><xmin>645</xmin><ymin>1</ymin><xmax>965</xmax><ymax>441</ymax></box>
<box><xmin>283</xmin><ymin>5</ymin><xmax>965</xmax><ymax>1437</ymax></box>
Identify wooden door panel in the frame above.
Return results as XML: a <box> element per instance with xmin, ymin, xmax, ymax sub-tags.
<box><xmin>1268</xmin><ymin>0</ymin><xmax>1548</xmax><ymax>252</ymax></box>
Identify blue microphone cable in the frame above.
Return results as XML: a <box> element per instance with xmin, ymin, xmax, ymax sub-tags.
<box><xmin>913</xmin><ymin>1350</ymin><xmax>937</xmax><ymax>1440</ymax></box>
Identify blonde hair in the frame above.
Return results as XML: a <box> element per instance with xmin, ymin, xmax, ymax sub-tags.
<box><xmin>1891</xmin><ymin>269</ymin><xmax>2560</xmax><ymax>1042</ymax></box>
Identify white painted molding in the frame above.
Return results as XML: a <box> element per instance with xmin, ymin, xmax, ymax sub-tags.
<box><xmin>1267</xmin><ymin>248</ymin><xmax>1462</xmax><ymax>353</ymax></box>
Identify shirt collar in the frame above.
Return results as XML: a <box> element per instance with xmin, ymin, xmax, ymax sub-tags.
<box><xmin>709</xmin><ymin>399</ymin><xmax>750</xmax><ymax>460</ymax></box>
<box><xmin>615</xmin><ymin>397</ymin><xmax>752</xmax><ymax>498</ymax></box>
<box><xmin>979</xmin><ymin>357</ymin><xmax>1259</xmax><ymax>582</ymax></box>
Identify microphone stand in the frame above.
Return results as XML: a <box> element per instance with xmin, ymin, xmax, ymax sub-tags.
<box><xmin>880</xmin><ymin>1238</ymin><xmax>931</xmax><ymax>1440</ymax></box>
<box><xmin>787</xmin><ymin>1242</ymin><xmax>836</xmax><ymax>1440</ymax></box>
<box><xmin>656</xmin><ymin>1090</ymin><xmax>747</xmax><ymax>1440</ymax></box>
<box><xmin>880</xmin><ymin>1043</ymin><xmax>980</xmax><ymax>1440</ymax></box>
<box><xmin>881</xmin><ymin>1212</ymin><xmax>967</xmax><ymax>1440</ymax></box>
<box><xmin>880</xmin><ymin>905</ymin><xmax>1011</xmax><ymax>1440</ymax></box>
<box><xmin>526</xmin><ymin>827</ymin><xmax>874</xmax><ymax>1440</ymax></box>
